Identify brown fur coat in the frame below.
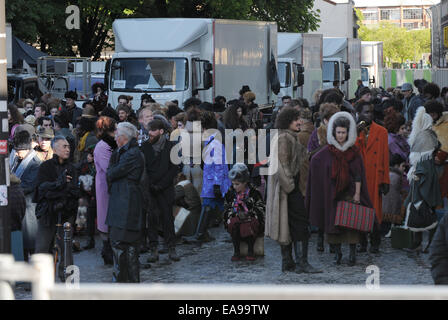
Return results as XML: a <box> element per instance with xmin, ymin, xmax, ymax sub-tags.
<box><xmin>265</xmin><ymin>129</ymin><xmax>308</xmax><ymax>245</ymax></box>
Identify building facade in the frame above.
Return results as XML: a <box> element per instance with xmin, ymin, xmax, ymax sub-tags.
<box><xmin>431</xmin><ymin>0</ymin><xmax>448</xmax><ymax>67</ymax></box>
<box><xmin>355</xmin><ymin>0</ymin><xmax>440</xmax><ymax>30</ymax></box>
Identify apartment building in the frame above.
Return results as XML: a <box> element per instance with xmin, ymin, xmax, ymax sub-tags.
<box><xmin>355</xmin><ymin>0</ymin><xmax>440</xmax><ymax>30</ymax></box>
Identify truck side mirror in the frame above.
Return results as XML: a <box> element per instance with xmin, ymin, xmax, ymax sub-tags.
<box><xmin>105</xmin><ymin>59</ymin><xmax>111</xmax><ymax>92</ymax></box>
<box><xmin>203</xmin><ymin>71</ymin><xmax>213</xmax><ymax>90</ymax></box>
<box><xmin>344</xmin><ymin>63</ymin><xmax>351</xmax><ymax>81</ymax></box>
<box><xmin>204</xmin><ymin>62</ymin><xmax>213</xmax><ymax>72</ymax></box>
<box><xmin>369</xmin><ymin>75</ymin><xmax>376</xmax><ymax>84</ymax></box>
<box><xmin>295</xmin><ymin>64</ymin><xmax>305</xmax><ymax>88</ymax></box>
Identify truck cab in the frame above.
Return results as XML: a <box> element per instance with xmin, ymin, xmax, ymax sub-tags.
<box><xmin>7</xmin><ymin>72</ymin><xmax>42</xmax><ymax>104</ymax></box>
<box><xmin>108</xmin><ymin>51</ymin><xmax>211</xmax><ymax>108</ymax></box>
<box><xmin>277</xmin><ymin>58</ymin><xmax>303</xmax><ymax>100</ymax></box>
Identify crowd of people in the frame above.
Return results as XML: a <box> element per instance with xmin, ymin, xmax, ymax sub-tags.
<box><xmin>6</xmin><ymin>79</ymin><xmax>448</xmax><ymax>284</ymax></box>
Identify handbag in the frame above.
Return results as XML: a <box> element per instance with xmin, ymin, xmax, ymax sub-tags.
<box><xmin>391</xmin><ymin>226</ymin><xmax>415</xmax><ymax>249</ymax></box>
<box><xmin>334</xmin><ymin>201</ymin><xmax>375</xmax><ymax>232</ymax></box>
<box><xmin>403</xmin><ymin>183</ymin><xmax>438</xmax><ymax>232</ymax></box>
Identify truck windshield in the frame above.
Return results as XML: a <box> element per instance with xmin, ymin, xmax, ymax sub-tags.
<box><xmin>323</xmin><ymin>61</ymin><xmax>340</xmax><ymax>83</ymax></box>
<box><xmin>110</xmin><ymin>58</ymin><xmax>188</xmax><ymax>92</ymax></box>
<box><xmin>278</xmin><ymin>62</ymin><xmax>291</xmax><ymax>88</ymax></box>
<box><xmin>361</xmin><ymin>68</ymin><xmax>369</xmax><ymax>82</ymax></box>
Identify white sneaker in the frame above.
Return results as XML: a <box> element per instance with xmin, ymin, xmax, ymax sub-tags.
<box><xmin>385</xmin><ymin>230</ymin><xmax>392</xmax><ymax>238</ymax></box>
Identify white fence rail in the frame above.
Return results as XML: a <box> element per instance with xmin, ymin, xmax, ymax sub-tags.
<box><xmin>2</xmin><ymin>254</ymin><xmax>448</xmax><ymax>300</ymax></box>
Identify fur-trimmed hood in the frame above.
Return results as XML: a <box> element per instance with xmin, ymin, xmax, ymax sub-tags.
<box><xmin>327</xmin><ymin>111</ymin><xmax>357</xmax><ymax>151</ymax></box>
<box><xmin>408</xmin><ymin>107</ymin><xmax>433</xmax><ymax>148</ymax></box>
<box><xmin>433</xmin><ymin>111</ymin><xmax>448</xmax><ymax>153</ymax></box>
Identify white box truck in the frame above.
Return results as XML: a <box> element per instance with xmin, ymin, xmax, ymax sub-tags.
<box><xmin>277</xmin><ymin>33</ymin><xmax>322</xmax><ymax>105</ymax></box>
<box><xmin>322</xmin><ymin>37</ymin><xmax>361</xmax><ymax>100</ymax></box>
<box><xmin>107</xmin><ymin>18</ymin><xmax>279</xmax><ymax>109</ymax></box>
<box><xmin>361</xmin><ymin>41</ymin><xmax>383</xmax><ymax>88</ymax></box>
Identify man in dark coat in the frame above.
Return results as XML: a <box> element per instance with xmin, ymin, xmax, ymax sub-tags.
<box><xmin>34</xmin><ymin>136</ymin><xmax>80</xmax><ymax>280</ymax></box>
<box><xmin>63</xmin><ymin>90</ymin><xmax>83</xmax><ymax>126</ymax></box>
<box><xmin>429</xmin><ymin>214</ymin><xmax>448</xmax><ymax>284</ymax></box>
<box><xmin>105</xmin><ymin>122</ymin><xmax>145</xmax><ymax>283</ymax></box>
<box><xmin>141</xmin><ymin>119</ymin><xmax>180</xmax><ymax>263</ymax></box>
<box><xmin>11</xmin><ymin>131</ymin><xmax>41</xmax><ymax>261</ymax></box>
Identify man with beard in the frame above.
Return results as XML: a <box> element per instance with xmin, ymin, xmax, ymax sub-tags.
<box><xmin>355</xmin><ymin>101</ymin><xmax>390</xmax><ymax>253</ymax></box>
<box><xmin>141</xmin><ymin>119</ymin><xmax>180</xmax><ymax>263</ymax></box>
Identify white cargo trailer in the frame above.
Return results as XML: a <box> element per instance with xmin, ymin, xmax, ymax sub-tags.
<box><xmin>322</xmin><ymin>37</ymin><xmax>361</xmax><ymax>100</ymax></box>
<box><xmin>277</xmin><ymin>33</ymin><xmax>322</xmax><ymax>105</ymax></box>
<box><xmin>361</xmin><ymin>41</ymin><xmax>383</xmax><ymax>88</ymax></box>
<box><xmin>108</xmin><ymin>18</ymin><xmax>279</xmax><ymax>109</ymax></box>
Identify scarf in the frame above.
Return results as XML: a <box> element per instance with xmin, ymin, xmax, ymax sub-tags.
<box><xmin>151</xmin><ymin>133</ymin><xmax>166</xmax><ymax>154</ymax></box>
<box><xmin>78</xmin><ymin>132</ymin><xmax>90</xmax><ymax>152</ymax></box>
<box><xmin>12</xmin><ymin>150</ymin><xmax>38</xmax><ymax>179</ymax></box>
<box><xmin>233</xmin><ymin>187</ymin><xmax>250</xmax><ymax>214</ymax></box>
<box><xmin>328</xmin><ymin>145</ymin><xmax>358</xmax><ymax>198</ymax></box>
<box><xmin>102</xmin><ymin>134</ymin><xmax>117</xmax><ymax>151</ymax></box>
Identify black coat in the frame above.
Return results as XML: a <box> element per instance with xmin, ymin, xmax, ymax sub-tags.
<box><xmin>33</xmin><ymin>155</ymin><xmax>81</xmax><ymax>226</ymax></box>
<box><xmin>141</xmin><ymin>138</ymin><xmax>179</xmax><ymax>205</ymax></box>
<box><xmin>429</xmin><ymin>214</ymin><xmax>448</xmax><ymax>284</ymax></box>
<box><xmin>105</xmin><ymin>138</ymin><xmax>144</xmax><ymax>232</ymax></box>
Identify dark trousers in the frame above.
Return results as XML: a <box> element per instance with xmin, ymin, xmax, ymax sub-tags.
<box><xmin>86</xmin><ymin>201</ymin><xmax>97</xmax><ymax>238</ymax></box>
<box><xmin>35</xmin><ymin>215</ymin><xmax>75</xmax><ymax>254</ymax></box>
<box><xmin>111</xmin><ymin>239</ymin><xmax>140</xmax><ymax>283</ymax></box>
<box><xmin>230</xmin><ymin>222</ymin><xmax>256</xmax><ymax>256</ymax></box>
<box><xmin>287</xmin><ymin>189</ymin><xmax>310</xmax><ymax>242</ymax></box>
<box><xmin>360</xmin><ymin>220</ymin><xmax>381</xmax><ymax>248</ymax></box>
<box><xmin>148</xmin><ymin>193</ymin><xmax>175</xmax><ymax>248</ymax></box>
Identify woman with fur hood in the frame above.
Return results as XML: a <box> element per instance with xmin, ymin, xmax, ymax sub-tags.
<box><xmin>266</xmin><ymin>107</ymin><xmax>321</xmax><ymax>273</ymax></box>
<box><xmin>306</xmin><ymin>112</ymin><xmax>373</xmax><ymax>266</ymax></box>
<box><xmin>403</xmin><ymin>106</ymin><xmax>443</xmax><ymax>252</ymax></box>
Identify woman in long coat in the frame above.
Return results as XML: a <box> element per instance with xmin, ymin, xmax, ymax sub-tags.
<box><xmin>266</xmin><ymin>107</ymin><xmax>321</xmax><ymax>273</ymax></box>
<box><xmin>94</xmin><ymin>116</ymin><xmax>117</xmax><ymax>265</ymax></box>
<box><xmin>306</xmin><ymin>112</ymin><xmax>373</xmax><ymax>266</ymax></box>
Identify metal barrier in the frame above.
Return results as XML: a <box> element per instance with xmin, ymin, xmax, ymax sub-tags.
<box><xmin>2</xmin><ymin>253</ymin><xmax>448</xmax><ymax>300</ymax></box>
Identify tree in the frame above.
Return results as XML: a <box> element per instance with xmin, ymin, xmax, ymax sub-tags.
<box><xmin>7</xmin><ymin>0</ymin><xmax>320</xmax><ymax>59</ymax></box>
<box><xmin>356</xmin><ymin>8</ymin><xmax>431</xmax><ymax>67</ymax></box>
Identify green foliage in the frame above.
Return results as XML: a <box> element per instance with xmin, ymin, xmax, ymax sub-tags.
<box><xmin>6</xmin><ymin>0</ymin><xmax>320</xmax><ymax>60</ymax></box>
<box><xmin>356</xmin><ymin>9</ymin><xmax>431</xmax><ymax>67</ymax></box>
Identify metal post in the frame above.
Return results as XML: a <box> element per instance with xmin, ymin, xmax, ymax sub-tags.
<box><xmin>0</xmin><ymin>0</ymin><xmax>11</xmax><ymax>254</ymax></box>
<box><xmin>63</xmin><ymin>222</ymin><xmax>73</xmax><ymax>280</ymax></box>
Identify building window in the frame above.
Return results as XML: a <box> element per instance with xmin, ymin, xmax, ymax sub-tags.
<box><xmin>403</xmin><ymin>8</ymin><xmax>423</xmax><ymax>20</ymax></box>
<box><xmin>363</xmin><ymin>10</ymin><xmax>378</xmax><ymax>21</ymax></box>
<box><xmin>403</xmin><ymin>22</ymin><xmax>419</xmax><ymax>30</ymax></box>
<box><xmin>381</xmin><ymin>9</ymin><xmax>400</xmax><ymax>20</ymax></box>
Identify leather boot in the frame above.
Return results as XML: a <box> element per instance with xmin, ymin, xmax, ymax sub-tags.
<box><xmin>281</xmin><ymin>244</ymin><xmax>295</xmax><ymax>272</ymax></box>
<box><xmin>317</xmin><ymin>231</ymin><xmax>324</xmax><ymax>252</ymax></box>
<box><xmin>83</xmin><ymin>236</ymin><xmax>95</xmax><ymax>250</ymax></box>
<box><xmin>348</xmin><ymin>244</ymin><xmax>356</xmax><ymax>266</ymax></box>
<box><xmin>101</xmin><ymin>240</ymin><xmax>113</xmax><ymax>266</ymax></box>
<box><xmin>183</xmin><ymin>206</ymin><xmax>214</xmax><ymax>243</ymax></box>
<box><xmin>298</xmin><ymin>240</ymin><xmax>322</xmax><ymax>273</ymax></box>
<box><xmin>127</xmin><ymin>245</ymin><xmax>140</xmax><ymax>283</ymax></box>
<box><xmin>168</xmin><ymin>246</ymin><xmax>180</xmax><ymax>262</ymax></box>
<box><xmin>334</xmin><ymin>244</ymin><xmax>342</xmax><ymax>265</ymax></box>
<box><xmin>112</xmin><ymin>245</ymin><xmax>128</xmax><ymax>283</ymax></box>
<box><xmin>293</xmin><ymin>241</ymin><xmax>304</xmax><ymax>273</ymax></box>
<box><xmin>147</xmin><ymin>245</ymin><xmax>159</xmax><ymax>263</ymax></box>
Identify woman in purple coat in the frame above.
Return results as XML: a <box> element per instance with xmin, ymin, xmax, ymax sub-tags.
<box><xmin>94</xmin><ymin>116</ymin><xmax>117</xmax><ymax>265</ymax></box>
<box><xmin>384</xmin><ymin>109</ymin><xmax>410</xmax><ymax>161</ymax></box>
<box><xmin>306</xmin><ymin>112</ymin><xmax>373</xmax><ymax>266</ymax></box>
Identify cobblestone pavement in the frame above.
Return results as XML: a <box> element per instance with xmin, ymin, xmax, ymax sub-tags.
<box><xmin>13</xmin><ymin>226</ymin><xmax>434</xmax><ymax>299</ymax></box>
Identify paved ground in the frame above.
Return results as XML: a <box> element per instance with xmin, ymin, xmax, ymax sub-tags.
<box><xmin>13</xmin><ymin>225</ymin><xmax>435</xmax><ymax>299</ymax></box>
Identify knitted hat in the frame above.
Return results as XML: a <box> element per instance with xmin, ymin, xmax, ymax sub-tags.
<box><xmin>100</xmin><ymin>105</ymin><xmax>119</xmax><ymax>122</ymax></box>
<box><xmin>228</xmin><ymin>163</ymin><xmax>250</xmax><ymax>183</ymax></box>
<box><xmin>13</xmin><ymin>130</ymin><xmax>32</xmax><ymax>151</ymax></box>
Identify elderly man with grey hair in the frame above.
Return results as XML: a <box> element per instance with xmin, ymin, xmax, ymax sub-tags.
<box><xmin>105</xmin><ymin>122</ymin><xmax>145</xmax><ymax>283</ymax></box>
<box><xmin>34</xmin><ymin>136</ymin><xmax>80</xmax><ymax>281</ymax></box>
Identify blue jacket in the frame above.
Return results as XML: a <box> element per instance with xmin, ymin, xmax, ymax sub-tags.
<box><xmin>201</xmin><ymin>134</ymin><xmax>231</xmax><ymax>199</ymax></box>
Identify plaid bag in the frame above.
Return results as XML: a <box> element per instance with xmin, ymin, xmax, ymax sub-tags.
<box><xmin>335</xmin><ymin>201</ymin><xmax>375</xmax><ymax>232</ymax></box>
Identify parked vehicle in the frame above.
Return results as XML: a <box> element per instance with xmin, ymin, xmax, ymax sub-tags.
<box><xmin>361</xmin><ymin>41</ymin><xmax>383</xmax><ymax>88</ymax></box>
<box><xmin>107</xmin><ymin>18</ymin><xmax>280</xmax><ymax>109</ymax></box>
<box><xmin>322</xmin><ymin>37</ymin><xmax>361</xmax><ymax>100</ymax></box>
<box><xmin>277</xmin><ymin>33</ymin><xmax>322</xmax><ymax>105</ymax></box>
